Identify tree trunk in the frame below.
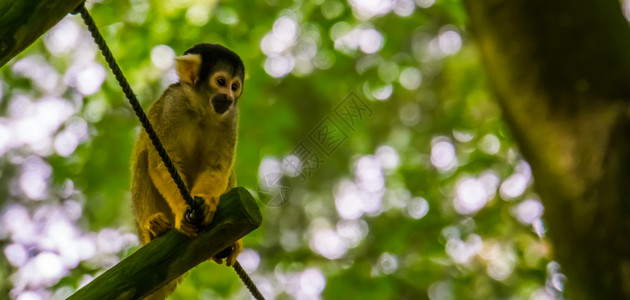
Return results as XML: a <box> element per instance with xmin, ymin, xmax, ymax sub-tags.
<box><xmin>464</xmin><ymin>0</ymin><xmax>630</xmax><ymax>298</ymax></box>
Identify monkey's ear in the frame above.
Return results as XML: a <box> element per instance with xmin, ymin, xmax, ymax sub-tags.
<box><xmin>175</xmin><ymin>54</ymin><xmax>201</xmax><ymax>84</ymax></box>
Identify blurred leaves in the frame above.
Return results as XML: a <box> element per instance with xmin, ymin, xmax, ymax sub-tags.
<box><xmin>0</xmin><ymin>0</ymin><xmax>562</xmax><ymax>299</ymax></box>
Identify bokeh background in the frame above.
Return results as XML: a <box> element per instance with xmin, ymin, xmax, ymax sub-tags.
<box><xmin>0</xmin><ymin>0</ymin><xmax>575</xmax><ymax>299</ymax></box>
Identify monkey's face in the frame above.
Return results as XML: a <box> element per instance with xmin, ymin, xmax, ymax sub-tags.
<box><xmin>207</xmin><ymin>70</ymin><xmax>243</xmax><ymax>115</ymax></box>
<box><xmin>175</xmin><ymin>44</ymin><xmax>245</xmax><ymax>117</ymax></box>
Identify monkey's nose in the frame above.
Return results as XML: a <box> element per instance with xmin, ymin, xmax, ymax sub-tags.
<box><xmin>211</xmin><ymin>94</ymin><xmax>233</xmax><ymax>114</ymax></box>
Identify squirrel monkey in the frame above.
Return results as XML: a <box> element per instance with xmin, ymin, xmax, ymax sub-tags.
<box><xmin>131</xmin><ymin>44</ymin><xmax>244</xmax><ymax>298</ymax></box>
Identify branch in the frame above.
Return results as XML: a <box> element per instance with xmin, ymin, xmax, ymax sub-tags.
<box><xmin>68</xmin><ymin>187</ymin><xmax>262</xmax><ymax>300</ymax></box>
<box><xmin>0</xmin><ymin>0</ymin><xmax>84</xmax><ymax>67</ymax></box>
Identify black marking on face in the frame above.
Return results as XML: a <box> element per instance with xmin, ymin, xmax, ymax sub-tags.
<box><xmin>211</xmin><ymin>93</ymin><xmax>233</xmax><ymax>114</ymax></box>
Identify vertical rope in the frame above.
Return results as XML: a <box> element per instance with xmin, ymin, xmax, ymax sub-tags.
<box><xmin>72</xmin><ymin>3</ymin><xmax>265</xmax><ymax>299</ymax></box>
<box><xmin>74</xmin><ymin>3</ymin><xmax>196</xmax><ymax>210</ymax></box>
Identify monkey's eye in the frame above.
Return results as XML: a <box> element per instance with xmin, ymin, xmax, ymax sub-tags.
<box><xmin>217</xmin><ymin>78</ymin><xmax>226</xmax><ymax>87</ymax></box>
<box><xmin>231</xmin><ymin>83</ymin><xmax>239</xmax><ymax>91</ymax></box>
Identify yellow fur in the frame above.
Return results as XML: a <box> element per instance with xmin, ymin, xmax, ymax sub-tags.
<box><xmin>130</xmin><ymin>51</ymin><xmax>243</xmax><ymax>299</ymax></box>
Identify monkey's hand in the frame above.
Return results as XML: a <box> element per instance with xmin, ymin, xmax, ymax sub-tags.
<box><xmin>213</xmin><ymin>239</ymin><xmax>243</xmax><ymax>267</ymax></box>
<box><xmin>173</xmin><ymin>194</ymin><xmax>218</xmax><ymax>238</ymax></box>
<box><xmin>174</xmin><ymin>202</ymin><xmax>201</xmax><ymax>237</ymax></box>
<box><xmin>190</xmin><ymin>193</ymin><xmax>220</xmax><ymax>227</ymax></box>
<box><xmin>144</xmin><ymin>213</ymin><xmax>172</xmax><ymax>240</ymax></box>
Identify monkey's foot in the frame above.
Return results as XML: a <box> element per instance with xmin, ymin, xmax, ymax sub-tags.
<box><xmin>213</xmin><ymin>239</ymin><xmax>243</xmax><ymax>267</ymax></box>
<box><xmin>146</xmin><ymin>213</ymin><xmax>171</xmax><ymax>240</ymax></box>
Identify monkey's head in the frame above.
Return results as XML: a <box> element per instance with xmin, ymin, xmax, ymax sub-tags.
<box><xmin>175</xmin><ymin>43</ymin><xmax>245</xmax><ymax>116</ymax></box>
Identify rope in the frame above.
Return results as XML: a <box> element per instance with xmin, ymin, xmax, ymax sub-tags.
<box><xmin>72</xmin><ymin>3</ymin><xmax>264</xmax><ymax>300</ymax></box>
<box><xmin>233</xmin><ymin>261</ymin><xmax>266</xmax><ymax>300</ymax></box>
<box><xmin>73</xmin><ymin>3</ymin><xmax>199</xmax><ymax>216</ymax></box>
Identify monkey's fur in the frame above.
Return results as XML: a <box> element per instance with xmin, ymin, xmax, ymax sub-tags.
<box><xmin>131</xmin><ymin>44</ymin><xmax>244</xmax><ymax>299</ymax></box>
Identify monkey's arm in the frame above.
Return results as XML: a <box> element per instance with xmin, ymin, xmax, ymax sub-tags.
<box><xmin>146</xmin><ymin>140</ymin><xmax>202</xmax><ymax>237</ymax></box>
<box><xmin>189</xmin><ymin>149</ymin><xmax>233</xmax><ymax>226</ymax></box>
<box><xmin>228</xmin><ymin>168</ymin><xmax>236</xmax><ymax>189</ymax></box>
<box><xmin>131</xmin><ymin>143</ymin><xmax>171</xmax><ymax>245</ymax></box>
<box><xmin>144</xmin><ymin>95</ymin><xmax>202</xmax><ymax>237</ymax></box>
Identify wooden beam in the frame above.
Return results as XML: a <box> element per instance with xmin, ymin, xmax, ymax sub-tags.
<box><xmin>0</xmin><ymin>0</ymin><xmax>84</xmax><ymax>67</ymax></box>
<box><xmin>68</xmin><ymin>187</ymin><xmax>262</xmax><ymax>300</ymax></box>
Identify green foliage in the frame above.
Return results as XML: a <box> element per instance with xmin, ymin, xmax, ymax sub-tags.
<box><xmin>0</xmin><ymin>0</ymin><xmax>560</xmax><ymax>299</ymax></box>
